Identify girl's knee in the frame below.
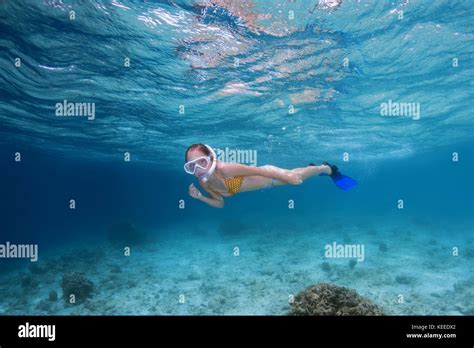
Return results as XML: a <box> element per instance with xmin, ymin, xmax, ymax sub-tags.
<box><xmin>260</xmin><ymin>165</ymin><xmax>278</xmax><ymax>172</ymax></box>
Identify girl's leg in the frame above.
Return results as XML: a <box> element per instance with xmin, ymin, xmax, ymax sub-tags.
<box><xmin>239</xmin><ymin>164</ymin><xmax>331</xmax><ymax>192</ymax></box>
<box><xmin>291</xmin><ymin>164</ymin><xmax>331</xmax><ymax>180</ymax></box>
<box><xmin>239</xmin><ymin>175</ymin><xmax>287</xmax><ymax>192</ymax></box>
<box><xmin>259</xmin><ymin>164</ymin><xmax>331</xmax><ymax>182</ymax></box>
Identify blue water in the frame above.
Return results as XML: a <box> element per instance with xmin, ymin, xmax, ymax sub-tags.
<box><xmin>0</xmin><ymin>0</ymin><xmax>473</xmax><ymax>315</ymax></box>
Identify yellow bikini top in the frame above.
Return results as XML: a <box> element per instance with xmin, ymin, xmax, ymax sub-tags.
<box><xmin>223</xmin><ymin>175</ymin><xmax>244</xmax><ymax>195</ymax></box>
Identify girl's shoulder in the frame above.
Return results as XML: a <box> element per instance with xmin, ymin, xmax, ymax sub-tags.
<box><xmin>216</xmin><ymin>161</ymin><xmax>246</xmax><ymax>173</ymax></box>
<box><xmin>215</xmin><ymin>161</ymin><xmax>236</xmax><ymax>178</ymax></box>
<box><xmin>215</xmin><ymin>160</ymin><xmax>230</xmax><ymax>174</ymax></box>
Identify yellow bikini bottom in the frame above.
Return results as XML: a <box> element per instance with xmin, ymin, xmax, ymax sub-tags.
<box><xmin>224</xmin><ymin>176</ymin><xmax>244</xmax><ymax>195</ymax></box>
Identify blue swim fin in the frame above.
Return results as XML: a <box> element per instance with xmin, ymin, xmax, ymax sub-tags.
<box><xmin>313</xmin><ymin>162</ymin><xmax>358</xmax><ymax>191</ymax></box>
<box><xmin>331</xmin><ymin>173</ymin><xmax>358</xmax><ymax>191</ymax></box>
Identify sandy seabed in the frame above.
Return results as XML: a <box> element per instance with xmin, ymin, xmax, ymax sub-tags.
<box><xmin>1</xmin><ymin>218</ymin><xmax>473</xmax><ymax>315</ymax></box>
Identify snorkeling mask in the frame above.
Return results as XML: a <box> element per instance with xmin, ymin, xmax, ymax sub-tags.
<box><xmin>184</xmin><ymin>144</ymin><xmax>216</xmax><ymax>183</ymax></box>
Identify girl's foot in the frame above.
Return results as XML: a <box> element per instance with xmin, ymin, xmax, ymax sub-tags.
<box><xmin>322</xmin><ymin>162</ymin><xmax>342</xmax><ymax>179</ymax></box>
<box><xmin>309</xmin><ymin>162</ymin><xmax>332</xmax><ymax>176</ymax></box>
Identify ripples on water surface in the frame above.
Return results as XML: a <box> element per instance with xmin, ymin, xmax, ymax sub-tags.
<box><xmin>1</xmin><ymin>0</ymin><xmax>472</xmax><ymax>165</ymax></box>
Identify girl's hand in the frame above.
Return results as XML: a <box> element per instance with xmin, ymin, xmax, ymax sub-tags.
<box><xmin>189</xmin><ymin>183</ymin><xmax>202</xmax><ymax>199</ymax></box>
<box><xmin>286</xmin><ymin>173</ymin><xmax>303</xmax><ymax>185</ymax></box>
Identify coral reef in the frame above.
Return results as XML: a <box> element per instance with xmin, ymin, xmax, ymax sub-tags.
<box><xmin>110</xmin><ymin>264</ymin><xmax>122</xmax><ymax>273</ymax></box>
<box><xmin>395</xmin><ymin>275</ymin><xmax>415</xmax><ymax>285</ymax></box>
<box><xmin>217</xmin><ymin>218</ymin><xmax>249</xmax><ymax>237</ymax></box>
<box><xmin>452</xmin><ymin>279</ymin><xmax>474</xmax><ymax>315</ymax></box>
<box><xmin>35</xmin><ymin>299</ymin><xmax>52</xmax><ymax>312</ymax></box>
<box><xmin>20</xmin><ymin>274</ymin><xmax>39</xmax><ymax>289</ymax></box>
<box><xmin>107</xmin><ymin>222</ymin><xmax>147</xmax><ymax>246</ymax></box>
<box><xmin>48</xmin><ymin>290</ymin><xmax>58</xmax><ymax>302</ymax></box>
<box><xmin>465</xmin><ymin>247</ymin><xmax>474</xmax><ymax>258</ymax></box>
<box><xmin>321</xmin><ymin>262</ymin><xmax>331</xmax><ymax>273</ymax></box>
<box><xmin>289</xmin><ymin>283</ymin><xmax>384</xmax><ymax>315</ymax></box>
<box><xmin>29</xmin><ymin>262</ymin><xmax>49</xmax><ymax>274</ymax></box>
<box><xmin>61</xmin><ymin>272</ymin><xmax>94</xmax><ymax>305</ymax></box>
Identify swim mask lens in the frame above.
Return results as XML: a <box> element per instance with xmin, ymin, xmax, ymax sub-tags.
<box><xmin>184</xmin><ymin>156</ymin><xmax>210</xmax><ymax>175</ymax></box>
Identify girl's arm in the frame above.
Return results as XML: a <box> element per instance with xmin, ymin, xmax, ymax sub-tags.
<box><xmin>189</xmin><ymin>183</ymin><xmax>224</xmax><ymax>208</ymax></box>
<box><xmin>219</xmin><ymin>162</ymin><xmax>301</xmax><ymax>184</ymax></box>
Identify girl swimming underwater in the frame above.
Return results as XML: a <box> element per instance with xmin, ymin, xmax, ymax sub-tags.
<box><xmin>184</xmin><ymin>144</ymin><xmax>357</xmax><ymax>208</ymax></box>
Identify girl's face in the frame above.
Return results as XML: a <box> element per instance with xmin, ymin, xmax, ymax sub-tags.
<box><xmin>186</xmin><ymin>148</ymin><xmax>212</xmax><ymax>179</ymax></box>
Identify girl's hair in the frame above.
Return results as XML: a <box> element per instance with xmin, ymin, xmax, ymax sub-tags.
<box><xmin>185</xmin><ymin>143</ymin><xmax>210</xmax><ymax>162</ymax></box>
